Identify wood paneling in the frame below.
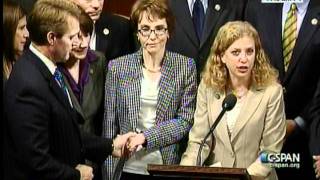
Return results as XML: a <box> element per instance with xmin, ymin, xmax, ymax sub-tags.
<box><xmin>103</xmin><ymin>0</ymin><xmax>136</xmax><ymax>17</ymax></box>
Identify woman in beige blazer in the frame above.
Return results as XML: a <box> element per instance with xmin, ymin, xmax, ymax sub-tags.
<box><xmin>180</xmin><ymin>21</ymin><xmax>286</xmax><ymax>180</ymax></box>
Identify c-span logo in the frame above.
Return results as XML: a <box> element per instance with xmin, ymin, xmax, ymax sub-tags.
<box><xmin>260</xmin><ymin>152</ymin><xmax>300</xmax><ymax>168</ymax></box>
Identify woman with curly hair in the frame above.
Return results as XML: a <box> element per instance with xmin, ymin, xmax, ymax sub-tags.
<box><xmin>181</xmin><ymin>21</ymin><xmax>286</xmax><ymax>180</ymax></box>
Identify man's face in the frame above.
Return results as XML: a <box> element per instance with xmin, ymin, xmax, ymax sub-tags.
<box><xmin>73</xmin><ymin>0</ymin><xmax>104</xmax><ymax>22</ymax></box>
<box><xmin>54</xmin><ymin>16</ymin><xmax>80</xmax><ymax>63</ymax></box>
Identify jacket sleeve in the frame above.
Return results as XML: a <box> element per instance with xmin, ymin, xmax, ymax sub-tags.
<box><xmin>247</xmin><ymin>84</ymin><xmax>286</xmax><ymax>177</ymax></box>
<box><xmin>6</xmin><ymin>82</ymin><xmax>80</xmax><ymax>180</ymax></box>
<box><xmin>143</xmin><ymin>58</ymin><xmax>197</xmax><ymax>150</ymax></box>
<box><xmin>180</xmin><ymin>80</ymin><xmax>213</xmax><ymax>166</ymax></box>
<box><xmin>102</xmin><ymin>60</ymin><xmax>120</xmax><ymax>180</ymax></box>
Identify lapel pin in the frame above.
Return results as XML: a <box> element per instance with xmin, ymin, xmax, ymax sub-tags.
<box><xmin>103</xmin><ymin>28</ymin><xmax>110</xmax><ymax>35</ymax></box>
<box><xmin>215</xmin><ymin>94</ymin><xmax>220</xmax><ymax>99</ymax></box>
<box><xmin>214</xmin><ymin>4</ymin><xmax>221</xmax><ymax>11</ymax></box>
<box><xmin>311</xmin><ymin>18</ymin><xmax>318</xmax><ymax>25</ymax></box>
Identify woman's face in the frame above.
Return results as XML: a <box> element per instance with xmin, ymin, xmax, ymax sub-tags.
<box><xmin>14</xmin><ymin>16</ymin><xmax>29</xmax><ymax>57</ymax></box>
<box><xmin>70</xmin><ymin>31</ymin><xmax>91</xmax><ymax>60</ymax></box>
<box><xmin>137</xmin><ymin>11</ymin><xmax>169</xmax><ymax>55</ymax></box>
<box><xmin>221</xmin><ymin>35</ymin><xmax>255</xmax><ymax>82</ymax></box>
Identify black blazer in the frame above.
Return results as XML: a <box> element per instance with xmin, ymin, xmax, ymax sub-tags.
<box><xmin>95</xmin><ymin>12</ymin><xmax>137</xmax><ymax>62</ymax></box>
<box><xmin>245</xmin><ymin>0</ymin><xmax>320</xmax><ymax>179</ymax></box>
<box><xmin>245</xmin><ymin>0</ymin><xmax>320</xmax><ymax>127</ymax></box>
<box><xmin>4</xmin><ymin>50</ymin><xmax>112</xmax><ymax>180</ymax></box>
<box><xmin>166</xmin><ymin>0</ymin><xmax>247</xmax><ymax>80</ymax></box>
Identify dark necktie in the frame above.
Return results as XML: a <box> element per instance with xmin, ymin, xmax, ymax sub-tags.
<box><xmin>193</xmin><ymin>0</ymin><xmax>205</xmax><ymax>41</ymax></box>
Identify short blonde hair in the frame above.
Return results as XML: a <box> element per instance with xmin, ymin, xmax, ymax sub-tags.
<box><xmin>27</xmin><ymin>0</ymin><xmax>81</xmax><ymax>45</ymax></box>
<box><xmin>202</xmin><ymin>21</ymin><xmax>278</xmax><ymax>92</ymax></box>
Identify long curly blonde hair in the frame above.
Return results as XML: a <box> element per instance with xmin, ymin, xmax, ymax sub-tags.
<box><xmin>202</xmin><ymin>21</ymin><xmax>278</xmax><ymax>92</ymax></box>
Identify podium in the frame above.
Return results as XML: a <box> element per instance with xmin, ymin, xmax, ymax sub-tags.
<box><xmin>147</xmin><ymin>164</ymin><xmax>251</xmax><ymax>180</ymax></box>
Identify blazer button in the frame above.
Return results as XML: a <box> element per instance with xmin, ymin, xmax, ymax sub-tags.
<box><xmin>230</xmin><ymin>152</ymin><xmax>234</xmax><ymax>157</ymax></box>
<box><xmin>283</xmin><ymin>87</ymin><xmax>287</xmax><ymax>94</ymax></box>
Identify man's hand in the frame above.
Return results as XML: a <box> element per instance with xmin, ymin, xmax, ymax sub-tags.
<box><xmin>127</xmin><ymin>133</ymin><xmax>146</xmax><ymax>152</ymax></box>
<box><xmin>285</xmin><ymin>119</ymin><xmax>296</xmax><ymax>139</ymax></box>
<box><xmin>112</xmin><ymin>132</ymin><xmax>136</xmax><ymax>157</ymax></box>
<box><xmin>75</xmin><ymin>164</ymin><xmax>93</xmax><ymax>180</ymax></box>
<box><xmin>313</xmin><ymin>155</ymin><xmax>320</xmax><ymax>179</ymax></box>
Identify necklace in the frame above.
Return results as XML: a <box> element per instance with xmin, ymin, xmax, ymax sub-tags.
<box><xmin>142</xmin><ymin>64</ymin><xmax>161</xmax><ymax>73</ymax></box>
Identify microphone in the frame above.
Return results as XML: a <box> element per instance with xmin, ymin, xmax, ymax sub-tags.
<box><xmin>196</xmin><ymin>94</ymin><xmax>237</xmax><ymax>166</ymax></box>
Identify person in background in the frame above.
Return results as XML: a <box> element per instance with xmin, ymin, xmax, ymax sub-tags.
<box><xmin>245</xmin><ymin>0</ymin><xmax>320</xmax><ymax>179</ymax></box>
<box><xmin>103</xmin><ymin>0</ymin><xmax>197</xmax><ymax>179</ymax></box>
<box><xmin>309</xmin><ymin>80</ymin><xmax>320</xmax><ymax>179</ymax></box>
<box><xmin>60</xmin><ymin>9</ymin><xmax>107</xmax><ymax>180</ymax></box>
<box><xmin>180</xmin><ymin>21</ymin><xmax>286</xmax><ymax>180</ymax></box>
<box><xmin>10</xmin><ymin>0</ymin><xmax>37</xmax><ymax>12</ymax></box>
<box><xmin>4</xmin><ymin>0</ymin><xmax>133</xmax><ymax>179</ymax></box>
<box><xmin>72</xmin><ymin>0</ymin><xmax>137</xmax><ymax>62</ymax></box>
<box><xmin>166</xmin><ymin>0</ymin><xmax>247</xmax><ymax>81</ymax></box>
<box><xmin>3</xmin><ymin>0</ymin><xmax>29</xmax><ymax>87</ymax></box>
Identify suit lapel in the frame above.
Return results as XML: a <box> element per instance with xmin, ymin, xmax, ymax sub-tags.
<box><xmin>270</xmin><ymin>4</ymin><xmax>285</xmax><ymax>81</ymax></box>
<box><xmin>27</xmin><ymin>50</ymin><xmax>81</xmax><ymax>127</ymax></box>
<box><xmin>208</xmin><ymin>92</ymin><xmax>233</xmax><ymax>153</ymax></box>
<box><xmin>156</xmin><ymin>52</ymin><xmax>174</xmax><ymax>122</ymax></box>
<box><xmin>171</xmin><ymin>0</ymin><xmax>199</xmax><ymax>47</ymax></box>
<box><xmin>64</xmin><ymin>78</ymin><xmax>85</xmax><ymax>120</ymax></box>
<box><xmin>284</xmin><ymin>0</ymin><xmax>320</xmax><ymax>83</ymax></box>
<box><xmin>27</xmin><ymin>50</ymin><xmax>73</xmax><ymax>111</ymax></box>
<box><xmin>231</xmin><ymin>87</ymin><xmax>264</xmax><ymax>142</ymax></box>
<box><xmin>124</xmin><ymin>52</ymin><xmax>143</xmax><ymax>131</ymax></box>
<box><xmin>200</xmin><ymin>0</ymin><xmax>222</xmax><ymax>48</ymax></box>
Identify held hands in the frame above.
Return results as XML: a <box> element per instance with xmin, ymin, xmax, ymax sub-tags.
<box><xmin>75</xmin><ymin>164</ymin><xmax>93</xmax><ymax>180</ymax></box>
<box><xmin>112</xmin><ymin>132</ymin><xmax>136</xmax><ymax>157</ymax></box>
<box><xmin>313</xmin><ymin>155</ymin><xmax>320</xmax><ymax>179</ymax></box>
<box><xmin>127</xmin><ymin>133</ymin><xmax>146</xmax><ymax>152</ymax></box>
<box><xmin>111</xmin><ymin>132</ymin><xmax>147</xmax><ymax>158</ymax></box>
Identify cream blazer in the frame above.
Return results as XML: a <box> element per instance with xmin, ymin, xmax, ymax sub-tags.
<box><xmin>180</xmin><ymin>81</ymin><xmax>286</xmax><ymax>180</ymax></box>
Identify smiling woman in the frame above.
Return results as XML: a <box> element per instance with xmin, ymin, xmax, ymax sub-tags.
<box><xmin>3</xmin><ymin>0</ymin><xmax>29</xmax><ymax>85</ymax></box>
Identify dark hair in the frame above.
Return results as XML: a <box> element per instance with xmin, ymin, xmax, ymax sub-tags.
<box><xmin>79</xmin><ymin>8</ymin><xmax>94</xmax><ymax>36</ymax></box>
<box><xmin>3</xmin><ymin>0</ymin><xmax>26</xmax><ymax>79</ymax></box>
<box><xmin>27</xmin><ymin>0</ymin><xmax>81</xmax><ymax>45</ymax></box>
<box><xmin>130</xmin><ymin>0</ymin><xmax>175</xmax><ymax>37</ymax></box>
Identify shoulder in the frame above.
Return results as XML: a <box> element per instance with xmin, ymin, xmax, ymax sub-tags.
<box><xmin>264</xmin><ymin>82</ymin><xmax>282</xmax><ymax>94</ymax></box>
<box><xmin>166</xmin><ymin>50</ymin><xmax>196</xmax><ymax>69</ymax></box>
<box><xmin>107</xmin><ymin>51</ymin><xmax>139</xmax><ymax>71</ymax></box>
<box><xmin>261</xmin><ymin>82</ymin><xmax>284</xmax><ymax>102</ymax></box>
<box><xmin>97</xmin><ymin>13</ymin><xmax>131</xmax><ymax>28</ymax></box>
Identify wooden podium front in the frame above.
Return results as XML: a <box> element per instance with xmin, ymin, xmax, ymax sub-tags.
<box><xmin>147</xmin><ymin>164</ymin><xmax>251</xmax><ymax>180</ymax></box>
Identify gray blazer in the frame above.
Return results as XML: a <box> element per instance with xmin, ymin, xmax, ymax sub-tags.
<box><xmin>103</xmin><ymin>49</ymin><xmax>197</xmax><ymax>179</ymax></box>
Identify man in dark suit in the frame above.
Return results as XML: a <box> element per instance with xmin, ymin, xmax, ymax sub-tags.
<box><xmin>245</xmin><ymin>0</ymin><xmax>320</xmax><ymax>179</ymax></box>
<box><xmin>166</xmin><ymin>0</ymin><xmax>247</xmax><ymax>81</ymax></box>
<box><xmin>309</xmin><ymin>79</ymin><xmax>320</xmax><ymax>179</ymax></box>
<box><xmin>72</xmin><ymin>0</ymin><xmax>137</xmax><ymax>62</ymax></box>
<box><xmin>4</xmin><ymin>0</ymin><xmax>133</xmax><ymax>179</ymax></box>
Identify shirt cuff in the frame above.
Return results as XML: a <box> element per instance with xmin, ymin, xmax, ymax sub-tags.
<box><xmin>294</xmin><ymin>116</ymin><xmax>306</xmax><ymax>130</ymax></box>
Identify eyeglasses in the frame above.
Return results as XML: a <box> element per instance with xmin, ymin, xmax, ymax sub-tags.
<box><xmin>138</xmin><ymin>27</ymin><xmax>168</xmax><ymax>37</ymax></box>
